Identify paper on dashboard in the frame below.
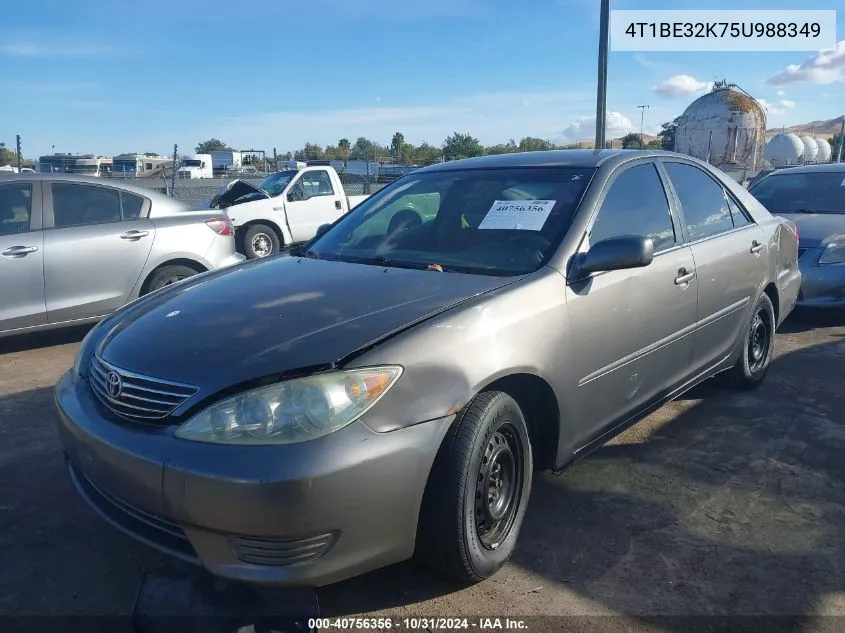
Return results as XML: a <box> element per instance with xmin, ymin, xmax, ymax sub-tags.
<box><xmin>477</xmin><ymin>200</ymin><xmax>557</xmax><ymax>231</ymax></box>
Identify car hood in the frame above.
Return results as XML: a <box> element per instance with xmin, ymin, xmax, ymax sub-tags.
<box><xmin>96</xmin><ymin>256</ymin><xmax>520</xmax><ymax>394</ymax></box>
<box><xmin>776</xmin><ymin>213</ymin><xmax>845</xmax><ymax>247</ymax></box>
<box><xmin>208</xmin><ymin>179</ymin><xmax>270</xmax><ymax>209</ymax></box>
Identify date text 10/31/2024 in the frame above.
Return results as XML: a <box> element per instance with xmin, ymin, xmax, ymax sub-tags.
<box><xmin>308</xmin><ymin>617</ymin><xmax>529</xmax><ymax>630</ymax></box>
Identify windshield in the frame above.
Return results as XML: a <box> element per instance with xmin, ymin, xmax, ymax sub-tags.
<box><xmin>182</xmin><ymin>159</ymin><xmax>202</xmax><ymax>167</ymax></box>
<box><xmin>304</xmin><ymin>166</ymin><xmax>594</xmax><ymax>276</ymax></box>
<box><xmin>259</xmin><ymin>170</ymin><xmax>298</xmax><ymax>196</ymax></box>
<box><xmin>748</xmin><ymin>170</ymin><xmax>845</xmax><ymax>214</ymax></box>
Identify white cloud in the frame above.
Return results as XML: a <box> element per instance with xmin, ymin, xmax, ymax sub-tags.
<box><xmin>776</xmin><ymin>89</ymin><xmax>786</xmax><ymax>97</ymax></box>
<box><xmin>1</xmin><ymin>41</ymin><xmax>119</xmax><ymax>57</ymax></box>
<box><xmin>211</xmin><ymin>91</ymin><xmax>593</xmax><ymax>149</ymax></box>
<box><xmin>757</xmin><ymin>98</ymin><xmax>797</xmax><ymax>116</ymax></box>
<box><xmin>552</xmin><ymin>112</ymin><xmax>640</xmax><ymax>145</ymax></box>
<box><xmin>767</xmin><ymin>40</ymin><xmax>845</xmax><ymax>85</ymax></box>
<box><xmin>652</xmin><ymin>75</ymin><xmax>714</xmax><ymax>98</ymax></box>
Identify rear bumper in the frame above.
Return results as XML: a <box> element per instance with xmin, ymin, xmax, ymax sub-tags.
<box><xmin>54</xmin><ymin>370</ymin><xmax>452</xmax><ymax>586</ymax></box>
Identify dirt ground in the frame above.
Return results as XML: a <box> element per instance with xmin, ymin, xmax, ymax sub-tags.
<box><xmin>1</xmin><ymin>308</ymin><xmax>844</xmax><ymax>632</ymax></box>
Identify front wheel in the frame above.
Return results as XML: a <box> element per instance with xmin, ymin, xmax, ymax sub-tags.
<box><xmin>242</xmin><ymin>224</ymin><xmax>281</xmax><ymax>259</ymax></box>
<box><xmin>415</xmin><ymin>391</ymin><xmax>533</xmax><ymax>584</ymax></box>
<box><xmin>723</xmin><ymin>292</ymin><xmax>776</xmax><ymax>390</ymax></box>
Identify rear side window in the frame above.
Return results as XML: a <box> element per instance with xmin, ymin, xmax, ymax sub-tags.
<box><xmin>52</xmin><ymin>183</ymin><xmax>121</xmax><ymax>228</ymax></box>
<box><xmin>725</xmin><ymin>192</ymin><xmax>752</xmax><ymax>228</ymax></box>
<box><xmin>663</xmin><ymin>162</ymin><xmax>735</xmax><ymax>241</ymax></box>
<box><xmin>0</xmin><ymin>183</ymin><xmax>33</xmax><ymax>236</ymax></box>
<box><xmin>588</xmin><ymin>163</ymin><xmax>677</xmax><ymax>252</ymax></box>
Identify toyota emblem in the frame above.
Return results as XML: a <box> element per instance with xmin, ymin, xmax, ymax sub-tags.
<box><xmin>106</xmin><ymin>371</ymin><xmax>123</xmax><ymax>398</ymax></box>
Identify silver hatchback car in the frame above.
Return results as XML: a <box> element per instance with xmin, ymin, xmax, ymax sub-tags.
<box><xmin>0</xmin><ymin>173</ymin><xmax>245</xmax><ymax>338</ymax></box>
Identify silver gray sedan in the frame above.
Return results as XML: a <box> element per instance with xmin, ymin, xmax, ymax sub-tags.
<box><xmin>747</xmin><ymin>162</ymin><xmax>845</xmax><ymax>308</ymax></box>
<box><xmin>54</xmin><ymin>150</ymin><xmax>800</xmax><ymax>589</ymax></box>
<box><xmin>0</xmin><ymin>173</ymin><xmax>245</xmax><ymax>338</ymax></box>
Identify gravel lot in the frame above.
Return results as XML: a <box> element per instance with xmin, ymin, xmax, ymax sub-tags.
<box><xmin>1</xmin><ymin>308</ymin><xmax>844</xmax><ymax>632</ymax></box>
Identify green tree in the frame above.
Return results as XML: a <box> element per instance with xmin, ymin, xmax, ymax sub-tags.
<box><xmin>518</xmin><ymin>137</ymin><xmax>555</xmax><ymax>152</ymax></box>
<box><xmin>621</xmin><ymin>133</ymin><xmax>642</xmax><ymax>149</ymax></box>
<box><xmin>443</xmin><ymin>132</ymin><xmax>484</xmax><ymax>161</ymax></box>
<box><xmin>349</xmin><ymin>137</ymin><xmax>386</xmax><ymax>161</ymax></box>
<box><xmin>486</xmin><ymin>139</ymin><xmax>519</xmax><ymax>155</ymax></box>
<box><xmin>295</xmin><ymin>143</ymin><xmax>324</xmax><ymax>160</ymax></box>
<box><xmin>410</xmin><ymin>142</ymin><xmax>442</xmax><ymax>165</ymax></box>
<box><xmin>338</xmin><ymin>138</ymin><xmax>350</xmax><ymax>161</ymax></box>
<box><xmin>195</xmin><ymin>138</ymin><xmax>232</xmax><ymax>153</ymax></box>
<box><xmin>390</xmin><ymin>132</ymin><xmax>405</xmax><ymax>161</ymax></box>
<box><xmin>657</xmin><ymin>117</ymin><xmax>681</xmax><ymax>151</ymax></box>
<box><xmin>0</xmin><ymin>142</ymin><xmax>16</xmax><ymax>166</ymax></box>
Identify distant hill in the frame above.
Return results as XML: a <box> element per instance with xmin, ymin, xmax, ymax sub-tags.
<box><xmin>563</xmin><ymin>134</ymin><xmax>660</xmax><ymax>150</ymax></box>
<box><xmin>766</xmin><ymin>115</ymin><xmax>844</xmax><ymax>139</ymax></box>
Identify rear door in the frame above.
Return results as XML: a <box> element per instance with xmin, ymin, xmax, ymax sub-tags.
<box><xmin>659</xmin><ymin>160</ymin><xmax>767</xmax><ymax>373</ymax></box>
<box><xmin>43</xmin><ymin>182</ymin><xmax>156</xmax><ymax>323</ymax></box>
<box><xmin>0</xmin><ymin>180</ymin><xmax>46</xmax><ymax>331</ymax></box>
<box><xmin>285</xmin><ymin>169</ymin><xmax>345</xmax><ymax>242</ymax></box>
<box><xmin>565</xmin><ymin>160</ymin><xmax>698</xmax><ymax>444</ymax></box>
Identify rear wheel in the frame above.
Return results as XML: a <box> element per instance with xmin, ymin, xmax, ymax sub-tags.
<box><xmin>415</xmin><ymin>391</ymin><xmax>533</xmax><ymax>584</ymax></box>
<box><xmin>242</xmin><ymin>224</ymin><xmax>280</xmax><ymax>259</ymax></box>
<box><xmin>723</xmin><ymin>293</ymin><xmax>776</xmax><ymax>390</ymax></box>
<box><xmin>143</xmin><ymin>264</ymin><xmax>200</xmax><ymax>295</ymax></box>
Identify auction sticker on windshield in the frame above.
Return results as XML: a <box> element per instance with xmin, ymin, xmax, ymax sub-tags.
<box><xmin>477</xmin><ymin>200</ymin><xmax>556</xmax><ymax>231</ymax></box>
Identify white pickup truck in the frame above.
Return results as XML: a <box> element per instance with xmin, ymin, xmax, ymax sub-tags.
<box><xmin>208</xmin><ymin>165</ymin><xmax>371</xmax><ymax>259</ymax></box>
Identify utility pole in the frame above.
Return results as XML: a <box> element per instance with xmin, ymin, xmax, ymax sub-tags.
<box><xmin>637</xmin><ymin>105</ymin><xmax>650</xmax><ymax>149</ymax></box>
<box><xmin>16</xmin><ymin>135</ymin><xmax>22</xmax><ymax>170</ymax></box>
<box><xmin>171</xmin><ymin>144</ymin><xmax>178</xmax><ymax>196</ymax></box>
<box><xmin>837</xmin><ymin>116</ymin><xmax>845</xmax><ymax>163</ymax></box>
<box><xmin>594</xmin><ymin>0</ymin><xmax>610</xmax><ymax>151</ymax></box>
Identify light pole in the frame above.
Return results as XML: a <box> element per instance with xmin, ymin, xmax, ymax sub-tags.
<box><xmin>594</xmin><ymin>0</ymin><xmax>610</xmax><ymax>150</ymax></box>
<box><xmin>637</xmin><ymin>105</ymin><xmax>650</xmax><ymax>149</ymax></box>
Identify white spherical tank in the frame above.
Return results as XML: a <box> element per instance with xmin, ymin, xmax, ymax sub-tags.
<box><xmin>764</xmin><ymin>133</ymin><xmax>805</xmax><ymax>166</ymax></box>
<box><xmin>673</xmin><ymin>83</ymin><xmax>767</xmax><ymax>170</ymax></box>
<box><xmin>815</xmin><ymin>137</ymin><xmax>832</xmax><ymax>162</ymax></box>
<box><xmin>800</xmin><ymin>135</ymin><xmax>819</xmax><ymax>162</ymax></box>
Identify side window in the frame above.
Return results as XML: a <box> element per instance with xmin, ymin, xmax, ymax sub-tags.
<box><xmin>120</xmin><ymin>191</ymin><xmax>145</xmax><ymax>220</ymax></box>
<box><xmin>663</xmin><ymin>162</ymin><xmax>734</xmax><ymax>241</ymax></box>
<box><xmin>725</xmin><ymin>191</ymin><xmax>752</xmax><ymax>228</ymax></box>
<box><xmin>0</xmin><ymin>183</ymin><xmax>33</xmax><ymax>236</ymax></box>
<box><xmin>297</xmin><ymin>170</ymin><xmax>335</xmax><ymax>198</ymax></box>
<box><xmin>589</xmin><ymin>163</ymin><xmax>677</xmax><ymax>252</ymax></box>
<box><xmin>52</xmin><ymin>183</ymin><xmax>121</xmax><ymax>229</ymax></box>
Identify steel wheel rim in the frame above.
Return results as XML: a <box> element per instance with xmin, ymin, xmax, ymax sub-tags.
<box><xmin>475</xmin><ymin>425</ymin><xmax>523</xmax><ymax>550</ymax></box>
<box><xmin>251</xmin><ymin>233</ymin><xmax>273</xmax><ymax>257</ymax></box>
<box><xmin>748</xmin><ymin>309</ymin><xmax>770</xmax><ymax>374</ymax></box>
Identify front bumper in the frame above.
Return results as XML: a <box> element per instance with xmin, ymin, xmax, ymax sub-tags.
<box><xmin>796</xmin><ymin>257</ymin><xmax>845</xmax><ymax>308</ymax></box>
<box><xmin>54</xmin><ymin>370</ymin><xmax>452</xmax><ymax>587</ymax></box>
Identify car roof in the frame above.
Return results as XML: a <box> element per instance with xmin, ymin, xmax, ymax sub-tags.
<box><xmin>0</xmin><ymin>172</ymin><xmax>175</xmax><ymax>200</ymax></box>
<box><xmin>771</xmin><ymin>162</ymin><xmax>845</xmax><ymax>174</ymax></box>
<box><xmin>415</xmin><ymin>149</ymin><xmax>700</xmax><ymax>173</ymax></box>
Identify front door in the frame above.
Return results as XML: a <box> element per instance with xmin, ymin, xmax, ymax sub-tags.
<box><xmin>43</xmin><ymin>182</ymin><xmax>156</xmax><ymax>323</ymax></box>
<box><xmin>565</xmin><ymin>161</ymin><xmax>698</xmax><ymax>447</ymax></box>
<box><xmin>0</xmin><ymin>181</ymin><xmax>46</xmax><ymax>332</ymax></box>
<box><xmin>660</xmin><ymin>160</ymin><xmax>768</xmax><ymax>373</ymax></box>
<box><xmin>285</xmin><ymin>169</ymin><xmax>344</xmax><ymax>243</ymax></box>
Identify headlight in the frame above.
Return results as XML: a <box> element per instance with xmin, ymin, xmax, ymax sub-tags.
<box><xmin>71</xmin><ymin>326</ymin><xmax>98</xmax><ymax>380</ymax></box>
<box><xmin>818</xmin><ymin>235</ymin><xmax>845</xmax><ymax>265</ymax></box>
<box><xmin>173</xmin><ymin>366</ymin><xmax>403</xmax><ymax>445</ymax></box>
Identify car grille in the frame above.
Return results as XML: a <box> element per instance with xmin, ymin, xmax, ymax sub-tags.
<box><xmin>69</xmin><ymin>462</ymin><xmax>198</xmax><ymax>563</ymax></box>
<box><xmin>89</xmin><ymin>354</ymin><xmax>199</xmax><ymax>423</ymax></box>
<box><xmin>230</xmin><ymin>533</ymin><xmax>337</xmax><ymax>567</ymax></box>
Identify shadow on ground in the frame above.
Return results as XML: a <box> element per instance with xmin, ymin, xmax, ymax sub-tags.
<box><xmin>777</xmin><ymin>307</ymin><xmax>845</xmax><ymax>335</ymax></box>
<box><xmin>0</xmin><ymin>330</ymin><xmax>843</xmax><ymax>629</ymax></box>
<box><xmin>0</xmin><ymin>324</ymin><xmax>94</xmax><ymax>355</ymax></box>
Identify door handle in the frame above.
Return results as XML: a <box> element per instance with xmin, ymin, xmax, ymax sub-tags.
<box><xmin>120</xmin><ymin>230</ymin><xmax>149</xmax><ymax>240</ymax></box>
<box><xmin>1</xmin><ymin>245</ymin><xmax>38</xmax><ymax>258</ymax></box>
<box><xmin>750</xmin><ymin>240</ymin><xmax>764</xmax><ymax>254</ymax></box>
<box><xmin>674</xmin><ymin>268</ymin><xmax>696</xmax><ymax>285</ymax></box>
<box><xmin>335</xmin><ymin>200</ymin><xmax>342</xmax><ymax>210</ymax></box>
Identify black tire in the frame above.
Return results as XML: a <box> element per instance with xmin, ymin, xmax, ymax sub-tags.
<box><xmin>415</xmin><ymin>391</ymin><xmax>533</xmax><ymax>585</ymax></box>
<box><xmin>723</xmin><ymin>292</ymin><xmax>776</xmax><ymax>390</ymax></box>
<box><xmin>142</xmin><ymin>264</ymin><xmax>200</xmax><ymax>295</ymax></box>
<box><xmin>242</xmin><ymin>224</ymin><xmax>281</xmax><ymax>259</ymax></box>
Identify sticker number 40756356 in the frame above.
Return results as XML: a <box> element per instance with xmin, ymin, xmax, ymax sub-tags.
<box><xmin>477</xmin><ymin>199</ymin><xmax>557</xmax><ymax>231</ymax></box>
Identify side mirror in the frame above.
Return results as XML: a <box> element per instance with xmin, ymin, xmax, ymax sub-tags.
<box><xmin>576</xmin><ymin>235</ymin><xmax>654</xmax><ymax>276</ymax></box>
<box><xmin>316</xmin><ymin>224</ymin><xmax>331</xmax><ymax>238</ymax></box>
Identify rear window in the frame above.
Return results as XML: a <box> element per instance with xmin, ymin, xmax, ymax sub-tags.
<box><xmin>749</xmin><ymin>171</ymin><xmax>845</xmax><ymax>214</ymax></box>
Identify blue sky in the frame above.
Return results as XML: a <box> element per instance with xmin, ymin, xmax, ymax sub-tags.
<box><xmin>2</xmin><ymin>0</ymin><xmax>843</xmax><ymax>158</ymax></box>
